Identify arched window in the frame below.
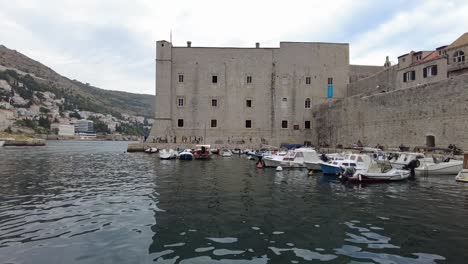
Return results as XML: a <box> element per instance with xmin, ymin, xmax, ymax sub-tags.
<box><xmin>305</xmin><ymin>98</ymin><xmax>311</xmax><ymax>108</ymax></box>
<box><xmin>453</xmin><ymin>50</ymin><xmax>465</xmax><ymax>63</ymax></box>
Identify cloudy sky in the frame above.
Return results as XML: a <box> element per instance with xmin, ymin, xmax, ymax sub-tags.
<box><xmin>0</xmin><ymin>0</ymin><xmax>467</xmax><ymax>95</ymax></box>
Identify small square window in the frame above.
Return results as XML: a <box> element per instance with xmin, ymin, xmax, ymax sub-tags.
<box><xmin>293</xmin><ymin>125</ymin><xmax>299</xmax><ymax>130</ymax></box>
<box><xmin>282</xmin><ymin>98</ymin><xmax>287</xmax><ymax>102</ymax></box>
<box><xmin>211</xmin><ymin>119</ymin><xmax>217</xmax><ymax>128</ymax></box>
<box><xmin>247</xmin><ymin>76</ymin><xmax>252</xmax><ymax>84</ymax></box>
<box><xmin>305</xmin><ymin>121</ymin><xmax>311</xmax><ymax>129</ymax></box>
<box><xmin>212</xmin><ymin>75</ymin><xmax>218</xmax><ymax>83</ymax></box>
<box><xmin>328</xmin><ymin>78</ymin><xmax>333</xmax><ymax>85</ymax></box>
<box><xmin>212</xmin><ymin>99</ymin><xmax>218</xmax><ymax>107</ymax></box>
<box><xmin>178</xmin><ymin>74</ymin><xmax>184</xmax><ymax>83</ymax></box>
<box><xmin>246</xmin><ymin>100</ymin><xmax>252</xmax><ymax>107</ymax></box>
<box><xmin>281</xmin><ymin>120</ymin><xmax>288</xmax><ymax>128</ymax></box>
<box><xmin>177</xmin><ymin>119</ymin><xmax>184</xmax><ymax>127</ymax></box>
<box><xmin>245</xmin><ymin>120</ymin><xmax>252</xmax><ymax>128</ymax></box>
<box><xmin>306</xmin><ymin>77</ymin><xmax>311</xmax><ymax>85</ymax></box>
<box><xmin>177</xmin><ymin>98</ymin><xmax>184</xmax><ymax>107</ymax></box>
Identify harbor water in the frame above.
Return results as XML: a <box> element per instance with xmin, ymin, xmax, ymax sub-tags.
<box><xmin>0</xmin><ymin>141</ymin><xmax>467</xmax><ymax>263</ymax></box>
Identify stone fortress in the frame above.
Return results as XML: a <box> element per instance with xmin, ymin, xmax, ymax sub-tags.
<box><xmin>148</xmin><ymin>33</ymin><xmax>468</xmax><ymax>150</ymax></box>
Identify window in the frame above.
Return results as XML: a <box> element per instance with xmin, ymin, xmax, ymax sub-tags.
<box><xmin>246</xmin><ymin>76</ymin><xmax>252</xmax><ymax>84</ymax></box>
<box><xmin>402</xmin><ymin>58</ymin><xmax>406</xmax><ymax>62</ymax></box>
<box><xmin>282</xmin><ymin>97</ymin><xmax>287</xmax><ymax>102</ymax></box>
<box><xmin>246</xmin><ymin>99</ymin><xmax>252</xmax><ymax>107</ymax></box>
<box><xmin>423</xmin><ymin>65</ymin><xmax>438</xmax><ymax>78</ymax></box>
<box><xmin>211</xmin><ymin>119</ymin><xmax>217</xmax><ymax>128</ymax></box>
<box><xmin>281</xmin><ymin>120</ymin><xmax>288</xmax><ymax>128</ymax></box>
<box><xmin>178</xmin><ymin>74</ymin><xmax>184</xmax><ymax>83</ymax></box>
<box><xmin>177</xmin><ymin>98</ymin><xmax>184</xmax><ymax>107</ymax></box>
<box><xmin>293</xmin><ymin>125</ymin><xmax>299</xmax><ymax>130</ymax></box>
<box><xmin>305</xmin><ymin>121</ymin><xmax>311</xmax><ymax>129</ymax></box>
<box><xmin>453</xmin><ymin>50</ymin><xmax>465</xmax><ymax>63</ymax></box>
<box><xmin>306</xmin><ymin>77</ymin><xmax>311</xmax><ymax>85</ymax></box>
<box><xmin>403</xmin><ymin>71</ymin><xmax>415</xmax><ymax>82</ymax></box>
<box><xmin>245</xmin><ymin>120</ymin><xmax>252</xmax><ymax>128</ymax></box>
<box><xmin>177</xmin><ymin>119</ymin><xmax>184</xmax><ymax>127</ymax></box>
<box><xmin>212</xmin><ymin>75</ymin><xmax>218</xmax><ymax>83</ymax></box>
<box><xmin>328</xmin><ymin>78</ymin><xmax>333</xmax><ymax>85</ymax></box>
<box><xmin>305</xmin><ymin>98</ymin><xmax>311</xmax><ymax>108</ymax></box>
<box><xmin>415</xmin><ymin>54</ymin><xmax>422</xmax><ymax>61</ymax></box>
<box><xmin>211</xmin><ymin>99</ymin><xmax>218</xmax><ymax>107</ymax></box>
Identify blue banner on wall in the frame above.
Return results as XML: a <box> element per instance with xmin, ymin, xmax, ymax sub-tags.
<box><xmin>327</xmin><ymin>85</ymin><xmax>333</xmax><ymax>98</ymax></box>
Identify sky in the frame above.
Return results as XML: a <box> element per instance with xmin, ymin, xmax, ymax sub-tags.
<box><xmin>0</xmin><ymin>0</ymin><xmax>467</xmax><ymax>95</ymax></box>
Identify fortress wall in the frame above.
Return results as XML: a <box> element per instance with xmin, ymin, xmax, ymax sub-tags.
<box><xmin>312</xmin><ymin>74</ymin><xmax>468</xmax><ymax>150</ymax></box>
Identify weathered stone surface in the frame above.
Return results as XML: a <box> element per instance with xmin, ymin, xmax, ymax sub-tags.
<box><xmin>312</xmin><ymin>74</ymin><xmax>468</xmax><ymax>150</ymax></box>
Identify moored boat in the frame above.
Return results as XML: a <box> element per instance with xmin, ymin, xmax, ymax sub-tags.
<box><xmin>415</xmin><ymin>156</ymin><xmax>463</xmax><ymax>176</ymax></box>
<box><xmin>194</xmin><ymin>145</ymin><xmax>212</xmax><ymax>160</ymax></box>
<box><xmin>232</xmin><ymin>148</ymin><xmax>241</xmax><ymax>155</ymax></box>
<box><xmin>144</xmin><ymin>147</ymin><xmax>158</xmax><ymax>153</ymax></box>
<box><xmin>320</xmin><ymin>153</ymin><xmax>372</xmax><ymax>175</ymax></box>
<box><xmin>160</xmin><ymin>149</ymin><xmax>177</xmax><ymax>160</ymax></box>
<box><xmin>179</xmin><ymin>149</ymin><xmax>194</xmax><ymax>160</ymax></box>
<box><xmin>343</xmin><ymin>161</ymin><xmax>410</xmax><ymax>182</ymax></box>
<box><xmin>211</xmin><ymin>148</ymin><xmax>220</xmax><ymax>155</ymax></box>
<box><xmin>455</xmin><ymin>154</ymin><xmax>468</xmax><ymax>182</ymax></box>
<box><xmin>221</xmin><ymin>149</ymin><xmax>233</xmax><ymax>157</ymax></box>
<box><xmin>263</xmin><ymin>148</ymin><xmax>319</xmax><ymax>168</ymax></box>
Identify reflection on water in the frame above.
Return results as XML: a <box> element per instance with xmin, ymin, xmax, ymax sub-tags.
<box><xmin>0</xmin><ymin>141</ymin><xmax>467</xmax><ymax>263</ymax></box>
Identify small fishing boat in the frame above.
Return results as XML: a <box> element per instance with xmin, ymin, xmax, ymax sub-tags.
<box><xmin>211</xmin><ymin>148</ymin><xmax>220</xmax><ymax>155</ymax></box>
<box><xmin>221</xmin><ymin>149</ymin><xmax>233</xmax><ymax>157</ymax></box>
<box><xmin>0</xmin><ymin>141</ymin><xmax>4</xmax><ymax>147</ymax></box>
<box><xmin>144</xmin><ymin>147</ymin><xmax>158</xmax><ymax>153</ymax></box>
<box><xmin>194</xmin><ymin>145</ymin><xmax>211</xmax><ymax>160</ymax></box>
<box><xmin>388</xmin><ymin>152</ymin><xmax>425</xmax><ymax>169</ymax></box>
<box><xmin>179</xmin><ymin>149</ymin><xmax>193</xmax><ymax>160</ymax></box>
<box><xmin>455</xmin><ymin>154</ymin><xmax>468</xmax><ymax>182</ymax></box>
<box><xmin>160</xmin><ymin>149</ymin><xmax>177</xmax><ymax>160</ymax></box>
<box><xmin>342</xmin><ymin>161</ymin><xmax>410</xmax><ymax>182</ymax></box>
<box><xmin>263</xmin><ymin>148</ymin><xmax>319</xmax><ymax>168</ymax></box>
<box><xmin>232</xmin><ymin>148</ymin><xmax>241</xmax><ymax>155</ymax></box>
<box><xmin>415</xmin><ymin>156</ymin><xmax>463</xmax><ymax>176</ymax></box>
<box><xmin>320</xmin><ymin>154</ymin><xmax>371</xmax><ymax>175</ymax></box>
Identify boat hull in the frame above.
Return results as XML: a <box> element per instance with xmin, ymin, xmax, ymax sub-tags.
<box><xmin>455</xmin><ymin>169</ymin><xmax>468</xmax><ymax>182</ymax></box>
<box><xmin>179</xmin><ymin>153</ymin><xmax>193</xmax><ymax>160</ymax></box>
<box><xmin>320</xmin><ymin>163</ymin><xmax>341</xmax><ymax>175</ymax></box>
<box><xmin>263</xmin><ymin>157</ymin><xmax>304</xmax><ymax>168</ymax></box>
<box><xmin>348</xmin><ymin>170</ymin><xmax>410</xmax><ymax>182</ymax></box>
<box><xmin>304</xmin><ymin>161</ymin><xmax>322</xmax><ymax>171</ymax></box>
<box><xmin>415</xmin><ymin>161</ymin><xmax>463</xmax><ymax>176</ymax></box>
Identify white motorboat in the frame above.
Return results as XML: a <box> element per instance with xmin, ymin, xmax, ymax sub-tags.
<box><xmin>415</xmin><ymin>156</ymin><xmax>463</xmax><ymax>176</ymax></box>
<box><xmin>455</xmin><ymin>154</ymin><xmax>468</xmax><ymax>182</ymax></box>
<box><xmin>179</xmin><ymin>149</ymin><xmax>193</xmax><ymax>160</ymax></box>
<box><xmin>263</xmin><ymin>148</ymin><xmax>319</xmax><ymax>168</ymax></box>
<box><xmin>0</xmin><ymin>141</ymin><xmax>5</xmax><ymax>147</ymax></box>
<box><xmin>232</xmin><ymin>148</ymin><xmax>241</xmax><ymax>155</ymax></box>
<box><xmin>160</xmin><ymin>149</ymin><xmax>177</xmax><ymax>160</ymax></box>
<box><xmin>145</xmin><ymin>147</ymin><xmax>158</xmax><ymax>153</ymax></box>
<box><xmin>388</xmin><ymin>152</ymin><xmax>425</xmax><ymax>169</ymax></box>
<box><xmin>320</xmin><ymin>153</ymin><xmax>372</xmax><ymax>175</ymax></box>
<box><xmin>221</xmin><ymin>149</ymin><xmax>233</xmax><ymax>157</ymax></box>
<box><xmin>343</xmin><ymin>161</ymin><xmax>410</xmax><ymax>182</ymax></box>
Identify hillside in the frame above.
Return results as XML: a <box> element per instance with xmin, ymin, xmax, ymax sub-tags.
<box><xmin>0</xmin><ymin>45</ymin><xmax>154</xmax><ymax>118</ymax></box>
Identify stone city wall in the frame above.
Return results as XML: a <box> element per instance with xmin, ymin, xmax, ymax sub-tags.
<box><xmin>347</xmin><ymin>66</ymin><xmax>398</xmax><ymax>97</ymax></box>
<box><xmin>312</xmin><ymin>74</ymin><xmax>468</xmax><ymax>150</ymax></box>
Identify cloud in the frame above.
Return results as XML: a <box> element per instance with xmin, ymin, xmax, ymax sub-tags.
<box><xmin>0</xmin><ymin>0</ymin><xmax>467</xmax><ymax>94</ymax></box>
<box><xmin>351</xmin><ymin>0</ymin><xmax>468</xmax><ymax>65</ymax></box>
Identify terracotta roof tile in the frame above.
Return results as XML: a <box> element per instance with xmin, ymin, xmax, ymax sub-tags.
<box><xmin>410</xmin><ymin>51</ymin><xmax>442</xmax><ymax>66</ymax></box>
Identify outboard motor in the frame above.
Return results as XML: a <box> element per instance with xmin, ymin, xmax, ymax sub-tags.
<box><xmin>340</xmin><ymin>166</ymin><xmax>356</xmax><ymax>181</ymax></box>
<box><xmin>403</xmin><ymin>159</ymin><xmax>420</xmax><ymax>179</ymax></box>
